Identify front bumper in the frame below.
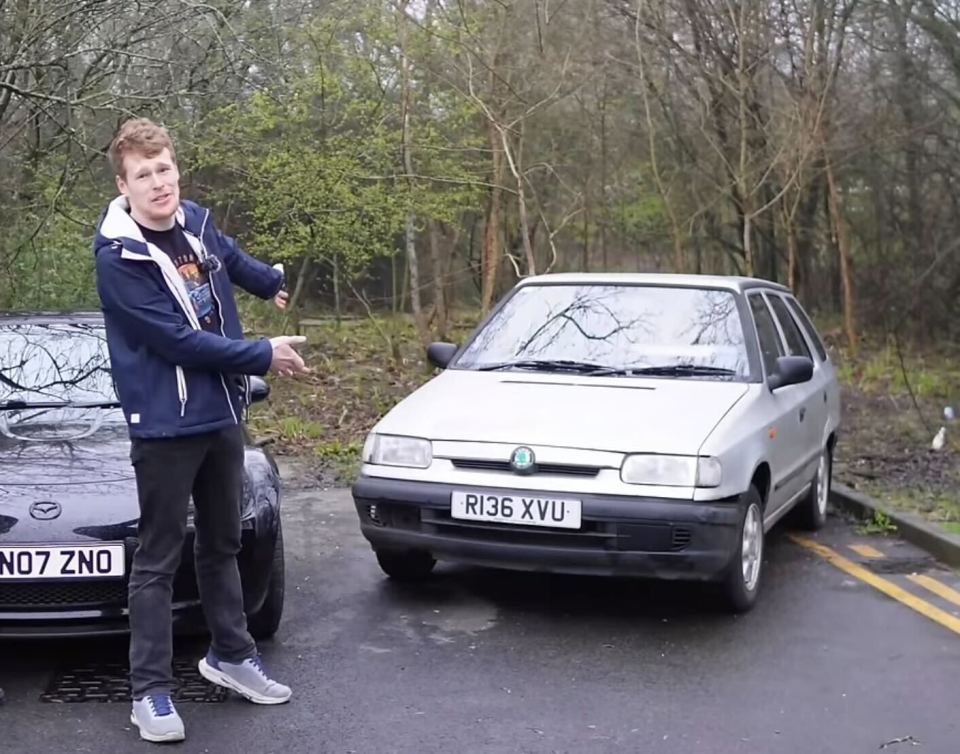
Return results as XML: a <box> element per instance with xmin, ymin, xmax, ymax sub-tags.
<box><xmin>0</xmin><ymin>527</ymin><xmax>271</xmax><ymax>639</ymax></box>
<box><xmin>353</xmin><ymin>475</ymin><xmax>743</xmax><ymax>580</ymax></box>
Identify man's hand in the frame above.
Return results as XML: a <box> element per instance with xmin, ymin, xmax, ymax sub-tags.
<box><xmin>269</xmin><ymin>335</ymin><xmax>309</xmax><ymax>376</ymax></box>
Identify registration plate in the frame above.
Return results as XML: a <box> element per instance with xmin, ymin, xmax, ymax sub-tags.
<box><xmin>451</xmin><ymin>491</ymin><xmax>582</xmax><ymax>529</ymax></box>
<box><xmin>0</xmin><ymin>543</ymin><xmax>125</xmax><ymax>580</ymax></box>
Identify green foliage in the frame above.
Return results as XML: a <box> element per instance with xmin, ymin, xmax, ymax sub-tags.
<box><xmin>874</xmin><ymin>488</ymin><xmax>960</xmax><ymax>525</ymax></box>
<box><xmin>194</xmin><ymin>76</ymin><xmax>404</xmax><ymax>280</ymax></box>
<box><xmin>835</xmin><ymin>339</ymin><xmax>959</xmax><ymax>400</ymax></box>
<box><xmin>314</xmin><ymin>439</ymin><xmax>362</xmax><ymax>482</ymax></box>
<box><xmin>189</xmin><ymin>12</ymin><xmax>484</xmax><ymax>291</ymax></box>
<box><xmin>0</xmin><ymin>161</ymin><xmax>107</xmax><ymax>311</ymax></box>
<box><xmin>610</xmin><ymin>166</ymin><xmax>668</xmax><ymax>244</ymax></box>
<box><xmin>856</xmin><ymin>509</ymin><xmax>898</xmax><ymax>535</ymax></box>
<box><xmin>277</xmin><ymin>416</ymin><xmax>326</xmax><ymax>442</ymax></box>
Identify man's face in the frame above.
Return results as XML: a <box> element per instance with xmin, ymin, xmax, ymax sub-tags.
<box><xmin>116</xmin><ymin>148</ymin><xmax>180</xmax><ymax>227</ymax></box>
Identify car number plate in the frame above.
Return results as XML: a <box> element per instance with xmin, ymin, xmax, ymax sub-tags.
<box><xmin>0</xmin><ymin>543</ymin><xmax>125</xmax><ymax>580</ymax></box>
<box><xmin>451</xmin><ymin>491</ymin><xmax>582</xmax><ymax>529</ymax></box>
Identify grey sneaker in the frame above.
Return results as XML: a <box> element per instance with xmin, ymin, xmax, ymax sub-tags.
<box><xmin>130</xmin><ymin>695</ymin><xmax>185</xmax><ymax>743</ymax></box>
<box><xmin>197</xmin><ymin>652</ymin><xmax>291</xmax><ymax>705</ymax></box>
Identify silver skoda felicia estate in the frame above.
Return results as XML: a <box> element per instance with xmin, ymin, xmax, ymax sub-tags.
<box><xmin>352</xmin><ymin>273</ymin><xmax>840</xmax><ymax>611</ymax></box>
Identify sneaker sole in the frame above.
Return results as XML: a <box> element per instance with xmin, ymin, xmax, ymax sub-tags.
<box><xmin>197</xmin><ymin>658</ymin><xmax>291</xmax><ymax>705</ymax></box>
<box><xmin>129</xmin><ymin>712</ymin><xmax>185</xmax><ymax>743</ymax></box>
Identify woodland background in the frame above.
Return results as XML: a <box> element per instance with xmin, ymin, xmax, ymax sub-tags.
<box><xmin>2</xmin><ymin>0</ymin><xmax>958</xmax><ymax>526</ymax></box>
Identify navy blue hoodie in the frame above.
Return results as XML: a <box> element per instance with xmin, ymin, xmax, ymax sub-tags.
<box><xmin>93</xmin><ymin>196</ymin><xmax>284</xmax><ymax>438</ymax></box>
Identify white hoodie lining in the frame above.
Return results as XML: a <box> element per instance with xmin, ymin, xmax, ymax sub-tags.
<box><xmin>104</xmin><ymin>197</ymin><xmax>201</xmax><ymax>420</ymax></box>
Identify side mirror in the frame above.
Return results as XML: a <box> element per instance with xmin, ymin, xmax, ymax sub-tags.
<box><xmin>427</xmin><ymin>342</ymin><xmax>458</xmax><ymax>369</ymax></box>
<box><xmin>768</xmin><ymin>355</ymin><xmax>813</xmax><ymax>390</ymax></box>
<box><xmin>249</xmin><ymin>375</ymin><xmax>271</xmax><ymax>403</ymax></box>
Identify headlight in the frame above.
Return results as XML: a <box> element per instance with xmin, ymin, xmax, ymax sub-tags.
<box><xmin>363</xmin><ymin>433</ymin><xmax>433</xmax><ymax>469</ymax></box>
<box><xmin>620</xmin><ymin>454</ymin><xmax>721</xmax><ymax>488</ymax></box>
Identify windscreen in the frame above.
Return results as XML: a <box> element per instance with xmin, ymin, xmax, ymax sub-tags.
<box><xmin>455</xmin><ymin>284</ymin><xmax>750</xmax><ymax>378</ymax></box>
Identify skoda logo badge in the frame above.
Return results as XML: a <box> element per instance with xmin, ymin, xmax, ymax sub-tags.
<box><xmin>29</xmin><ymin>501</ymin><xmax>62</xmax><ymax>521</ymax></box>
<box><xmin>510</xmin><ymin>446</ymin><xmax>536</xmax><ymax>475</ymax></box>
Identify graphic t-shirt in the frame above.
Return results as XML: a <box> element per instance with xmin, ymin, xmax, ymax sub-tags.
<box><xmin>137</xmin><ymin>223</ymin><xmax>221</xmax><ymax>333</ymax></box>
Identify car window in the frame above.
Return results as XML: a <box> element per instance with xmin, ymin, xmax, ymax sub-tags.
<box><xmin>454</xmin><ymin>284</ymin><xmax>751</xmax><ymax>378</ymax></box>
<box><xmin>748</xmin><ymin>294</ymin><xmax>783</xmax><ymax>377</ymax></box>
<box><xmin>0</xmin><ymin>321</ymin><xmax>121</xmax><ymax>439</ymax></box>
<box><xmin>0</xmin><ymin>321</ymin><xmax>115</xmax><ymax>404</ymax></box>
<box><xmin>785</xmin><ymin>297</ymin><xmax>828</xmax><ymax>362</ymax></box>
<box><xmin>767</xmin><ymin>295</ymin><xmax>812</xmax><ymax>360</ymax></box>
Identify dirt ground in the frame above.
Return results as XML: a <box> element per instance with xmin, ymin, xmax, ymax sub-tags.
<box><xmin>834</xmin><ymin>388</ymin><xmax>960</xmax><ymax>528</ymax></box>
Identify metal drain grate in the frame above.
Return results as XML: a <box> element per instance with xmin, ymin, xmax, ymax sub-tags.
<box><xmin>41</xmin><ymin>655</ymin><xmax>228</xmax><ymax>703</ymax></box>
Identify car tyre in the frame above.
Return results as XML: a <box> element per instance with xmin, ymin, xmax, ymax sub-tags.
<box><xmin>793</xmin><ymin>446</ymin><xmax>831</xmax><ymax>531</ymax></box>
<box><xmin>375</xmin><ymin>549</ymin><xmax>437</xmax><ymax>581</ymax></box>
<box><xmin>719</xmin><ymin>486</ymin><xmax>764</xmax><ymax>613</ymax></box>
<box><xmin>248</xmin><ymin>521</ymin><xmax>285</xmax><ymax>640</ymax></box>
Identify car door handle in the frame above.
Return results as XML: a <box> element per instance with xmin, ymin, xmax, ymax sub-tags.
<box><xmin>799</xmin><ymin>407</ymin><xmax>806</xmax><ymax>422</ymax></box>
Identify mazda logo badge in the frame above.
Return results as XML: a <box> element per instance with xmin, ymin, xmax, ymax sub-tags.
<box><xmin>29</xmin><ymin>501</ymin><xmax>62</xmax><ymax>521</ymax></box>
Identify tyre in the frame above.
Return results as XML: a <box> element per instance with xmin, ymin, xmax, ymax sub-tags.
<box><xmin>375</xmin><ymin>549</ymin><xmax>436</xmax><ymax>581</ymax></box>
<box><xmin>793</xmin><ymin>446</ymin><xmax>831</xmax><ymax>531</ymax></box>
<box><xmin>248</xmin><ymin>522</ymin><xmax>285</xmax><ymax>640</ymax></box>
<box><xmin>718</xmin><ymin>486</ymin><xmax>764</xmax><ymax>613</ymax></box>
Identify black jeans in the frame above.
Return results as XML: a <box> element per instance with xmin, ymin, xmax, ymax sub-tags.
<box><xmin>128</xmin><ymin>425</ymin><xmax>256</xmax><ymax>699</ymax></box>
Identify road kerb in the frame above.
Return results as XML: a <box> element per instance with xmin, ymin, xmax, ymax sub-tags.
<box><xmin>830</xmin><ymin>483</ymin><xmax>960</xmax><ymax>570</ymax></box>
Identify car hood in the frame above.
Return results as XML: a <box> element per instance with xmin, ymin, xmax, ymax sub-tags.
<box><xmin>0</xmin><ymin>417</ymin><xmax>139</xmax><ymax>542</ymax></box>
<box><xmin>0</xmin><ymin>418</ymin><xmax>135</xmax><ymax>487</ymax></box>
<box><xmin>374</xmin><ymin>370</ymin><xmax>750</xmax><ymax>454</ymax></box>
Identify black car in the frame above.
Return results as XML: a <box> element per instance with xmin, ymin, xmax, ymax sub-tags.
<box><xmin>0</xmin><ymin>312</ymin><xmax>284</xmax><ymax>638</ymax></box>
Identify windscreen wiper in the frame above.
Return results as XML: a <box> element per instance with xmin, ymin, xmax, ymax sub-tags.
<box><xmin>599</xmin><ymin>364</ymin><xmax>737</xmax><ymax>377</ymax></box>
<box><xmin>0</xmin><ymin>399</ymin><xmax>121</xmax><ymax>410</ymax></box>
<box><xmin>477</xmin><ymin>359</ymin><xmax>614</xmax><ymax>373</ymax></box>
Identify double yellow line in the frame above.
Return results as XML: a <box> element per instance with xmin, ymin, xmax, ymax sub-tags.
<box><xmin>790</xmin><ymin>535</ymin><xmax>960</xmax><ymax>636</ymax></box>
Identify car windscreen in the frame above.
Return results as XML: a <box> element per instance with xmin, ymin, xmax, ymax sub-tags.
<box><xmin>0</xmin><ymin>322</ymin><xmax>121</xmax><ymax>440</ymax></box>
<box><xmin>454</xmin><ymin>284</ymin><xmax>750</xmax><ymax>378</ymax></box>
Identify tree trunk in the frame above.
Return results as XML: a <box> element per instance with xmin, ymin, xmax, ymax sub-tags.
<box><xmin>428</xmin><ymin>219</ymin><xmax>448</xmax><ymax>340</ymax></box>
<box><xmin>391</xmin><ymin>251</ymin><xmax>399</xmax><ymax>315</ymax></box>
<box><xmin>581</xmin><ymin>202</ymin><xmax>590</xmax><ymax>272</ymax></box>
<box><xmin>481</xmin><ymin>118</ymin><xmax>505</xmax><ymax>313</ymax></box>
<box><xmin>784</xmin><ymin>204</ymin><xmax>798</xmax><ymax>292</ymax></box>
<box><xmin>825</xmin><ymin>153</ymin><xmax>857</xmax><ymax>351</ymax></box>
<box><xmin>599</xmin><ymin>42</ymin><xmax>608</xmax><ymax>271</ymax></box>
<box><xmin>285</xmin><ymin>255</ymin><xmax>311</xmax><ymax>335</ymax></box>
<box><xmin>499</xmin><ymin>121</ymin><xmax>535</xmax><ymax>277</ymax></box>
<box><xmin>332</xmin><ymin>253</ymin><xmax>341</xmax><ymax>326</ymax></box>
<box><xmin>404</xmin><ymin>212</ymin><xmax>424</xmax><ymax>334</ymax></box>
<box><xmin>742</xmin><ymin>212</ymin><xmax>754</xmax><ymax>277</ymax></box>
<box><xmin>399</xmin><ymin>0</ymin><xmax>428</xmax><ymax>345</ymax></box>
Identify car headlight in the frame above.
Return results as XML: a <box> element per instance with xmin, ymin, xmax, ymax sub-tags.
<box><xmin>363</xmin><ymin>433</ymin><xmax>433</xmax><ymax>469</ymax></box>
<box><xmin>620</xmin><ymin>454</ymin><xmax>721</xmax><ymax>488</ymax></box>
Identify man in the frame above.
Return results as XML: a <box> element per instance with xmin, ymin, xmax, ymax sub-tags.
<box><xmin>93</xmin><ymin>117</ymin><xmax>306</xmax><ymax>743</ymax></box>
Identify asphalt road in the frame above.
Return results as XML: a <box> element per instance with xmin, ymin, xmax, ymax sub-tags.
<box><xmin>1</xmin><ymin>462</ymin><xmax>959</xmax><ymax>754</ymax></box>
